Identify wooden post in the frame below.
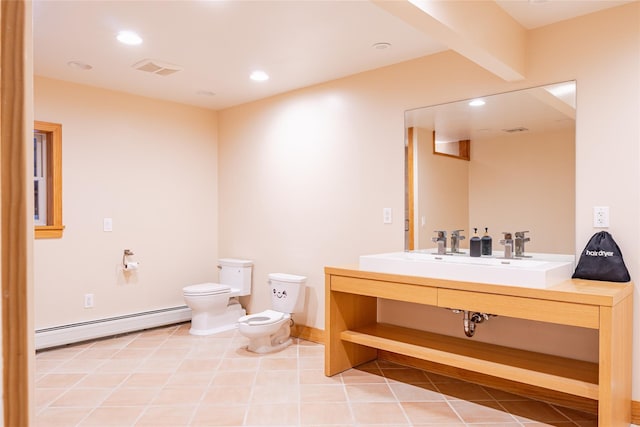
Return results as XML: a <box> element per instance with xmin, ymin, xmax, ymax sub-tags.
<box><xmin>1</xmin><ymin>1</ymin><xmax>32</xmax><ymax>425</ymax></box>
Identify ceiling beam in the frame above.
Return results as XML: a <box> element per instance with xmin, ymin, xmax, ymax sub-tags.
<box><xmin>530</xmin><ymin>87</ymin><xmax>576</xmax><ymax>120</ymax></box>
<box><xmin>372</xmin><ymin>0</ymin><xmax>526</xmax><ymax>81</ymax></box>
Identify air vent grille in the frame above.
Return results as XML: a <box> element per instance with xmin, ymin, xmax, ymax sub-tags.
<box><xmin>132</xmin><ymin>59</ymin><xmax>182</xmax><ymax>76</ymax></box>
<box><xmin>502</xmin><ymin>127</ymin><xmax>529</xmax><ymax>133</ymax></box>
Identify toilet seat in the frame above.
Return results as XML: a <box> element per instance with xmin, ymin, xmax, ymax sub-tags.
<box><xmin>183</xmin><ymin>283</ymin><xmax>231</xmax><ymax>297</ymax></box>
<box><xmin>239</xmin><ymin>309</ymin><xmax>286</xmax><ymax>326</ymax></box>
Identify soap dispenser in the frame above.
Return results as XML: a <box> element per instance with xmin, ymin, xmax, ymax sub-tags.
<box><xmin>470</xmin><ymin>228</ymin><xmax>481</xmax><ymax>257</ymax></box>
<box><xmin>481</xmin><ymin>227</ymin><xmax>492</xmax><ymax>256</ymax></box>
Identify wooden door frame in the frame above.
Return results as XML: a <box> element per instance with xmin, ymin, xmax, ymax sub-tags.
<box><xmin>406</xmin><ymin>127</ymin><xmax>414</xmax><ymax>251</ymax></box>
<box><xmin>2</xmin><ymin>1</ymin><xmax>33</xmax><ymax>425</ymax></box>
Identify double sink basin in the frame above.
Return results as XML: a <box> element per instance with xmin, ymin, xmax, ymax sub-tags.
<box><xmin>359</xmin><ymin>251</ymin><xmax>576</xmax><ymax>289</ymax></box>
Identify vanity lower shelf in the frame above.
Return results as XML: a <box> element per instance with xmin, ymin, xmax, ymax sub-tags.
<box><xmin>340</xmin><ymin>323</ymin><xmax>599</xmax><ymax>399</ymax></box>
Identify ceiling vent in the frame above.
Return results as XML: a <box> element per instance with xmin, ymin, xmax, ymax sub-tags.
<box><xmin>502</xmin><ymin>127</ymin><xmax>529</xmax><ymax>133</ymax></box>
<box><xmin>132</xmin><ymin>59</ymin><xmax>182</xmax><ymax>76</ymax></box>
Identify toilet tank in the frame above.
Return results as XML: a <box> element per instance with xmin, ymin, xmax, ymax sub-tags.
<box><xmin>269</xmin><ymin>273</ymin><xmax>306</xmax><ymax>313</ymax></box>
<box><xmin>218</xmin><ymin>258</ymin><xmax>253</xmax><ymax>296</ymax></box>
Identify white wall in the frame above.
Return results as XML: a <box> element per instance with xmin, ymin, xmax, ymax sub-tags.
<box><xmin>33</xmin><ymin>77</ymin><xmax>219</xmax><ymax>328</ymax></box>
<box><xmin>217</xmin><ymin>3</ymin><xmax>640</xmax><ymax>398</ymax></box>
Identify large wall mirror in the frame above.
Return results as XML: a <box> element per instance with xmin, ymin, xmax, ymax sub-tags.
<box><xmin>405</xmin><ymin>81</ymin><xmax>576</xmax><ymax>255</ymax></box>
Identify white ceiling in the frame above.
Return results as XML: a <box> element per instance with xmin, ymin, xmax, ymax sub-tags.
<box><xmin>33</xmin><ymin>1</ymin><xmax>631</xmax><ymax>111</ymax></box>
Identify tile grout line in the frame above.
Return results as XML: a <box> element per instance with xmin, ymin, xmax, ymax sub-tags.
<box><xmin>481</xmin><ymin>384</ymin><xmax>526</xmax><ymax>426</ymax></box>
<box><xmin>44</xmin><ymin>338</ymin><xmax>115</xmax><ymax>427</ymax></box>
<box><xmin>241</xmin><ymin>331</ymin><xmax>260</xmax><ymax>427</ymax></box>
<box><xmin>125</xmin><ymin>330</ymin><xmax>174</xmax><ymax>427</ymax></box>
<box><xmin>549</xmin><ymin>403</ymin><xmax>584</xmax><ymax>427</ymax></box>
<box><xmin>381</xmin><ymin>364</ymin><xmax>418</xmax><ymax>426</ymax></box>
<box><xmin>131</xmin><ymin>325</ymin><xmax>185</xmax><ymax>427</ymax></box>
<box><xmin>74</xmin><ymin>340</ymin><xmax>123</xmax><ymax>426</ymax></box>
<box><xmin>426</xmin><ymin>371</ymin><xmax>469</xmax><ymax>426</ymax></box>
<box><xmin>339</xmin><ymin>366</ymin><xmax>358</xmax><ymax>426</ymax></box>
<box><xmin>174</xmin><ymin>325</ymin><xmax>210</xmax><ymax>427</ymax></box>
<box><xmin>295</xmin><ymin>338</ymin><xmax>303</xmax><ymax>427</ymax></box>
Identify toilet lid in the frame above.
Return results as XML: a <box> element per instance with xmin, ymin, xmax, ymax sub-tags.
<box><xmin>183</xmin><ymin>283</ymin><xmax>231</xmax><ymax>296</ymax></box>
<box><xmin>239</xmin><ymin>309</ymin><xmax>286</xmax><ymax>325</ymax></box>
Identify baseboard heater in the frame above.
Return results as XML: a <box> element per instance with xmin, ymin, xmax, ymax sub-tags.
<box><xmin>35</xmin><ymin>306</ymin><xmax>192</xmax><ymax>350</ymax></box>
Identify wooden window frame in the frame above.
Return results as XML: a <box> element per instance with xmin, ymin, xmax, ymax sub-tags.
<box><xmin>432</xmin><ymin>131</ymin><xmax>471</xmax><ymax>161</ymax></box>
<box><xmin>34</xmin><ymin>121</ymin><xmax>64</xmax><ymax>238</ymax></box>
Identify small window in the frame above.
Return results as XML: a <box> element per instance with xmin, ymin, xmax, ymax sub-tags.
<box><xmin>34</xmin><ymin>121</ymin><xmax>64</xmax><ymax>238</ymax></box>
<box><xmin>34</xmin><ymin>132</ymin><xmax>47</xmax><ymax>225</ymax></box>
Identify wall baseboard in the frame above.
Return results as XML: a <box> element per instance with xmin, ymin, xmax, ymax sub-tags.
<box><xmin>36</xmin><ymin>314</ymin><xmax>324</xmax><ymax>351</ymax></box>
<box><xmin>35</xmin><ymin>306</ymin><xmax>192</xmax><ymax>350</ymax></box>
<box><xmin>291</xmin><ymin>324</ymin><xmax>324</xmax><ymax>344</ymax></box>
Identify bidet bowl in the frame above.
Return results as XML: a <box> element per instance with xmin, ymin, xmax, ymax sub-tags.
<box><xmin>238</xmin><ymin>317</ymin><xmax>289</xmax><ymax>338</ymax></box>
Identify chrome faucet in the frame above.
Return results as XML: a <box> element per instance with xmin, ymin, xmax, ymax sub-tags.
<box><xmin>450</xmin><ymin>229</ymin><xmax>465</xmax><ymax>254</ymax></box>
<box><xmin>514</xmin><ymin>231</ymin><xmax>531</xmax><ymax>258</ymax></box>
<box><xmin>432</xmin><ymin>230</ymin><xmax>447</xmax><ymax>255</ymax></box>
<box><xmin>499</xmin><ymin>232</ymin><xmax>514</xmax><ymax>259</ymax></box>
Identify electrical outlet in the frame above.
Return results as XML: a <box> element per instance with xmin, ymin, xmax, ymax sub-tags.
<box><xmin>383</xmin><ymin>208</ymin><xmax>392</xmax><ymax>224</ymax></box>
<box><xmin>593</xmin><ymin>206</ymin><xmax>610</xmax><ymax>228</ymax></box>
<box><xmin>84</xmin><ymin>293</ymin><xmax>94</xmax><ymax>308</ymax></box>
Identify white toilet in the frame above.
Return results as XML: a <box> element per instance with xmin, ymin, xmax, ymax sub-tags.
<box><xmin>238</xmin><ymin>273</ymin><xmax>306</xmax><ymax>354</ymax></box>
<box><xmin>183</xmin><ymin>258</ymin><xmax>253</xmax><ymax>336</ymax></box>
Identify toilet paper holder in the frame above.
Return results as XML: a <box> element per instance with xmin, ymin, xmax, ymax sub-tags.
<box><xmin>123</xmin><ymin>249</ymin><xmax>138</xmax><ymax>270</ymax></box>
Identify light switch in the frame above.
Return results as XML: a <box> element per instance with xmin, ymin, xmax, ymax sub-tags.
<box><xmin>383</xmin><ymin>208</ymin><xmax>392</xmax><ymax>224</ymax></box>
<box><xmin>103</xmin><ymin>217</ymin><xmax>113</xmax><ymax>232</ymax></box>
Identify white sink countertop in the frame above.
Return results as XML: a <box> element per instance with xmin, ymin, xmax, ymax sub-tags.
<box><xmin>359</xmin><ymin>251</ymin><xmax>576</xmax><ymax>289</ymax></box>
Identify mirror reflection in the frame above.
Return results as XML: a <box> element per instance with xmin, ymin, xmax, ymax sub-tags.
<box><xmin>405</xmin><ymin>81</ymin><xmax>576</xmax><ymax>255</ymax></box>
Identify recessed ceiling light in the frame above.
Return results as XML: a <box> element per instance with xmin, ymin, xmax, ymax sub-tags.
<box><xmin>469</xmin><ymin>99</ymin><xmax>486</xmax><ymax>107</ymax></box>
<box><xmin>250</xmin><ymin>70</ymin><xmax>269</xmax><ymax>82</ymax></box>
<box><xmin>67</xmin><ymin>61</ymin><xmax>93</xmax><ymax>70</ymax></box>
<box><xmin>372</xmin><ymin>42</ymin><xmax>391</xmax><ymax>50</ymax></box>
<box><xmin>117</xmin><ymin>30</ymin><xmax>143</xmax><ymax>45</ymax></box>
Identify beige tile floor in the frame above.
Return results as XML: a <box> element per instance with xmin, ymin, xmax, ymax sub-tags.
<box><xmin>34</xmin><ymin>323</ymin><xmax>599</xmax><ymax>426</ymax></box>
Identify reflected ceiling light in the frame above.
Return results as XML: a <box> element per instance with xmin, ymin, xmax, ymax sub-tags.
<box><xmin>250</xmin><ymin>70</ymin><xmax>269</xmax><ymax>81</ymax></box>
<box><xmin>67</xmin><ymin>61</ymin><xmax>93</xmax><ymax>70</ymax></box>
<box><xmin>468</xmin><ymin>99</ymin><xmax>485</xmax><ymax>107</ymax></box>
<box><xmin>117</xmin><ymin>30</ymin><xmax>143</xmax><ymax>45</ymax></box>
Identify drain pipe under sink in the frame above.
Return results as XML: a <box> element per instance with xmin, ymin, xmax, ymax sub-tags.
<box><xmin>450</xmin><ymin>309</ymin><xmax>496</xmax><ymax>337</ymax></box>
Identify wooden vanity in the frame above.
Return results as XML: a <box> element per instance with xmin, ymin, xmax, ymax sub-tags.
<box><xmin>324</xmin><ymin>266</ymin><xmax>633</xmax><ymax>426</ymax></box>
